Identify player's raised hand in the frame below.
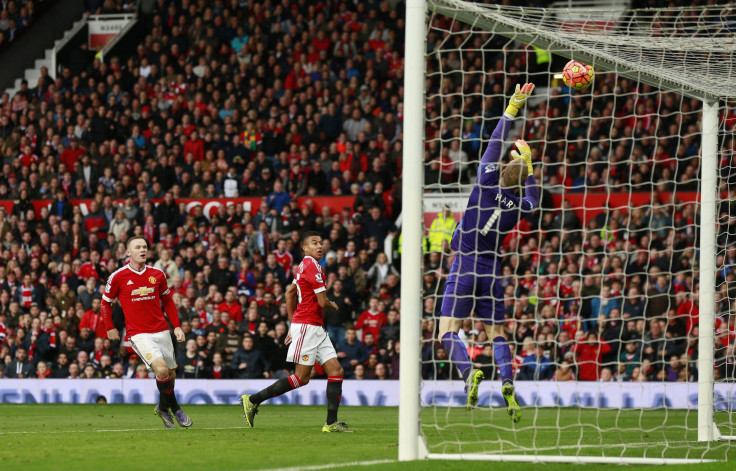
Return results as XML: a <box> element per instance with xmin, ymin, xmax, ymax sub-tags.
<box><xmin>505</xmin><ymin>83</ymin><xmax>535</xmax><ymax>117</ymax></box>
<box><xmin>107</xmin><ymin>328</ymin><xmax>120</xmax><ymax>341</ymax></box>
<box><xmin>511</xmin><ymin>139</ymin><xmax>533</xmax><ymax>174</ymax></box>
<box><xmin>174</xmin><ymin>327</ymin><xmax>185</xmax><ymax>343</ymax></box>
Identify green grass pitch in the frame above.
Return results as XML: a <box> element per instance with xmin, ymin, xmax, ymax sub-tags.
<box><xmin>0</xmin><ymin>404</ymin><xmax>732</xmax><ymax>470</ymax></box>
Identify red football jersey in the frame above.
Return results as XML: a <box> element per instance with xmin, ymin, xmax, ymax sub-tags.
<box><xmin>292</xmin><ymin>256</ymin><xmax>326</xmax><ymax>326</ymax></box>
<box><xmin>273</xmin><ymin>250</ymin><xmax>294</xmax><ymax>276</ymax></box>
<box><xmin>102</xmin><ymin>264</ymin><xmax>171</xmax><ymax>338</ymax></box>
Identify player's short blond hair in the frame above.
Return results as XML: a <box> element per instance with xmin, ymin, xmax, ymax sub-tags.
<box><xmin>502</xmin><ymin>158</ymin><xmax>528</xmax><ymax>189</ymax></box>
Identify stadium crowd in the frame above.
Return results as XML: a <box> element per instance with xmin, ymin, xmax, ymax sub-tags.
<box><xmin>0</xmin><ymin>0</ymin><xmax>730</xmax><ymax>385</ymax></box>
<box><xmin>0</xmin><ymin>0</ymin><xmax>49</xmax><ymax>47</ymax></box>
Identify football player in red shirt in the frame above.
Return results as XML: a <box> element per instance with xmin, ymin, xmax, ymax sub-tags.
<box><xmin>240</xmin><ymin>231</ymin><xmax>353</xmax><ymax>432</ymax></box>
<box><xmin>101</xmin><ymin>236</ymin><xmax>193</xmax><ymax>429</ymax></box>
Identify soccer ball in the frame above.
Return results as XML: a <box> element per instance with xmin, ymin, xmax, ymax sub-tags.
<box><xmin>562</xmin><ymin>60</ymin><xmax>594</xmax><ymax>92</ymax></box>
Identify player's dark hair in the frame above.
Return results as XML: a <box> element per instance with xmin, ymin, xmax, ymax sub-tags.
<box><xmin>301</xmin><ymin>230</ymin><xmax>321</xmax><ymax>246</ymax></box>
<box><xmin>126</xmin><ymin>236</ymin><xmax>148</xmax><ymax>249</ymax></box>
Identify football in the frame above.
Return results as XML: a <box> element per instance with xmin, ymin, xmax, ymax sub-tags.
<box><xmin>562</xmin><ymin>60</ymin><xmax>594</xmax><ymax>91</ymax></box>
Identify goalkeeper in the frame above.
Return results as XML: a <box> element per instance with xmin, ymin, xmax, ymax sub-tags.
<box><xmin>438</xmin><ymin>82</ymin><xmax>538</xmax><ymax>423</ymax></box>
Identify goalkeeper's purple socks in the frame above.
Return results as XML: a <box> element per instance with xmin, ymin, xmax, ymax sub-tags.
<box><xmin>441</xmin><ymin>332</ymin><xmax>472</xmax><ymax>381</ymax></box>
<box><xmin>494</xmin><ymin>336</ymin><xmax>513</xmax><ymax>382</ymax></box>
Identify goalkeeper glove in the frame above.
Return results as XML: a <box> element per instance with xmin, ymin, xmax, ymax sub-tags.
<box><xmin>505</xmin><ymin>83</ymin><xmax>535</xmax><ymax>118</ymax></box>
<box><xmin>510</xmin><ymin>139</ymin><xmax>533</xmax><ymax>175</ymax></box>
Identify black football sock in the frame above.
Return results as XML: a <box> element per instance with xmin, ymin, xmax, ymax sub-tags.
<box><xmin>251</xmin><ymin>375</ymin><xmax>303</xmax><ymax>405</ymax></box>
<box><xmin>167</xmin><ymin>375</ymin><xmax>181</xmax><ymax>411</ymax></box>
<box><xmin>326</xmin><ymin>375</ymin><xmax>343</xmax><ymax>425</ymax></box>
<box><xmin>156</xmin><ymin>375</ymin><xmax>176</xmax><ymax>411</ymax></box>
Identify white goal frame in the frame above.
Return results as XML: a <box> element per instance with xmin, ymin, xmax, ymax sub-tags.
<box><xmin>398</xmin><ymin>0</ymin><xmax>728</xmax><ymax>463</ymax></box>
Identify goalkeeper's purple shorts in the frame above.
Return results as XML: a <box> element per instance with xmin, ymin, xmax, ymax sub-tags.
<box><xmin>440</xmin><ymin>256</ymin><xmax>505</xmax><ymax>324</ymax></box>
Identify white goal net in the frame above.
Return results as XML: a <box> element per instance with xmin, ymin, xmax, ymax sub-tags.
<box><xmin>399</xmin><ymin>0</ymin><xmax>736</xmax><ymax>464</ymax></box>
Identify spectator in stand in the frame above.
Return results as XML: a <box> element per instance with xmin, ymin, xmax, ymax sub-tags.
<box><xmin>217</xmin><ymin>290</ymin><xmax>243</xmax><ymax>323</ymax></box>
<box><xmin>519</xmin><ymin>343</ymin><xmax>555</xmax><ymax>381</ymax></box>
<box><xmin>14</xmin><ymin>274</ymin><xmax>44</xmax><ymax>310</ymax></box>
<box><xmin>366</xmin><ymin>253</ymin><xmax>399</xmax><ymax>296</ymax></box>
<box><xmin>2</xmin><ymin>347</ymin><xmax>32</xmax><ymax>378</ymax></box>
<box><xmin>53</xmin><ymin>352</ymin><xmax>70</xmax><ymax>378</ymax></box>
<box><xmin>472</xmin><ymin>343</ymin><xmax>496</xmax><ymax>380</ymax></box>
<box><xmin>361</xmin><ymin>206</ymin><xmax>396</xmax><ymax>245</ymax></box>
<box><xmin>206</xmin><ymin>352</ymin><xmax>228</xmax><ymax>379</ymax></box>
<box><xmin>427</xmin><ymin>205</ymin><xmax>456</xmax><ymax>253</ymax></box>
<box><xmin>266</xmin><ymin>181</ymin><xmax>290</xmax><ymax>213</ymax></box>
<box><xmin>337</xmin><ymin>328</ymin><xmax>367</xmax><ymax>379</ymax></box>
<box><xmin>215</xmin><ymin>319</ymin><xmax>242</xmax><ymax>366</ymax></box>
<box><xmin>571</xmin><ymin>331</ymin><xmax>612</xmax><ymax>381</ymax></box>
<box><xmin>79</xmin><ymin>298</ymin><xmax>106</xmax><ymax>339</ymax></box>
<box><xmin>325</xmin><ymin>279</ymin><xmax>351</xmax><ymax>345</ymax></box>
<box><xmin>553</xmin><ymin>360</ymin><xmax>576</xmax><ymax>381</ymax></box>
<box><xmin>177</xmin><ymin>339</ymin><xmax>205</xmax><ymax>379</ymax></box>
<box><xmin>355</xmin><ymin>297</ymin><xmax>387</xmax><ymax>343</ymax></box>
<box><xmin>230</xmin><ymin>335</ymin><xmax>270</xmax><ymax>379</ymax></box>
<box><xmin>378</xmin><ymin>308</ymin><xmax>400</xmax><ymax>357</ymax></box>
<box><xmin>425</xmin><ymin>346</ymin><xmax>458</xmax><ymax>380</ymax></box>
<box><xmin>646</xmin><ymin>275</ymin><xmax>673</xmax><ymax>320</ymax></box>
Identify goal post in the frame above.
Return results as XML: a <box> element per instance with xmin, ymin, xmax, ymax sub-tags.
<box><xmin>400</xmin><ymin>0</ymin><xmax>736</xmax><ymax>463</ymax></box>
<box><xmin>399</xmin><ymin>0</ymin><xmax>429</xmax><ymax>461</ymax></box>
<box><xmin>698</xmin><ymin>99</ymin><xmax>720</xmax><ymax>443</ymax></box>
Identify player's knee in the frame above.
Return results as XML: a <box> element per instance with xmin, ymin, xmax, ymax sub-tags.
<box><xmin>153</xmin><ymin>365</ymin><xmax>169</xmax><ymax>378</ymax></box>
<box><xmin>296</xmin><ymin>372</ymin><xmax>310</xmax><ymax>386</ymax></box>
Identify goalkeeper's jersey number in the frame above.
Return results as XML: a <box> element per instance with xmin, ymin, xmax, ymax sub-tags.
<box><xmin>480</xmin><ymin>209</ymin><xmax>501</xmax><ymax>236</ymax></box>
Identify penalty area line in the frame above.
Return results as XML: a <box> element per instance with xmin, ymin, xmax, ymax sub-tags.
<box><xmin>265</xmin><ymin>459</ymin><xmax>396</xmax><ymax>471</ymax></box>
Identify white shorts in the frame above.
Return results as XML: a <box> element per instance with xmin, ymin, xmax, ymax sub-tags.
<box><xmin>129</xmin><ymin>330</ymin><xmax>177</xmax><ymax>370</ymax></box>
<box><xmin>286</xmin><ymin>323</ymin><xmax>337</xmax><ymax>366</ymax></box>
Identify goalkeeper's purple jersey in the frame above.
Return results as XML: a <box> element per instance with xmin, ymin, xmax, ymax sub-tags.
<box><xmin>450</xmin><ymin>114</ymin><xmax>539</xmax><ymax>266</ymax></box>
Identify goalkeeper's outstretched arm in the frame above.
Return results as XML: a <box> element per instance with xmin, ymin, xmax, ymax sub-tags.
<box><xmin>510</xmin><ymin>139</ymin><xmax>539</xmax><ymax>212</ymax></box>
<box><xmin>481</xmin><ymin>83</ymin><xmax>535</xmax><ymax>165</ymax></box>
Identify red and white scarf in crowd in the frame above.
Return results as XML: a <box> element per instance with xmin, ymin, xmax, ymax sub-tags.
<box><xmin>41</xmin><ymin>326</ymin><xmax>57</xmax><ymax>349</ymax></box>
<box><xmin>27</xmin><ymin>330</ymin><xmax>38</xmax><ymax>362</ymax></box>
<box><xmin>20</xmin><ymin>284</ymin><xmax>32</xmax><ymax>309</ymax></box>
<box><xmin>144</xmin><ymin>224</ymin><xmax>155</xmax><ymax>245</ymax></box>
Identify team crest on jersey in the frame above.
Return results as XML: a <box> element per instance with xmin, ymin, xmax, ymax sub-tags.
<box><xmin>132</xmin><ymin>287</ymin><xmax>155</xmax><ymax>296</ymax></box>
<box><xmin>148</xmin><ymin>276</ymin><xmax>156</xmax><ymax>284</ymax></box>
<box><xmin>146</xmin><ymin>353</ymin><xmax>152</xmax><ymax>361</ymax></box>
<box><xmin>302</xmin><ymin>355</ymin><xmax>309</xmax><ymax>362</ymax></box>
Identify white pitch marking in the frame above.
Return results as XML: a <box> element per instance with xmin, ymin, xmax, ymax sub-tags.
<box><xmin>265</xmin><ymin>460</ymin><xmax>396</xmax><ymax>471</ymax></box>
<box><xmin>0</xmin><ymin>426</ymin><xmax>251</xmax><ymax>435</ymax></box>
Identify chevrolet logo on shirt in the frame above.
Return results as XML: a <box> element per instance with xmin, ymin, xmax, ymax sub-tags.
<box><xmin>132</xmin><ymin>287</ymin><xmax>155</xmax><ymax>296</ymax></box>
